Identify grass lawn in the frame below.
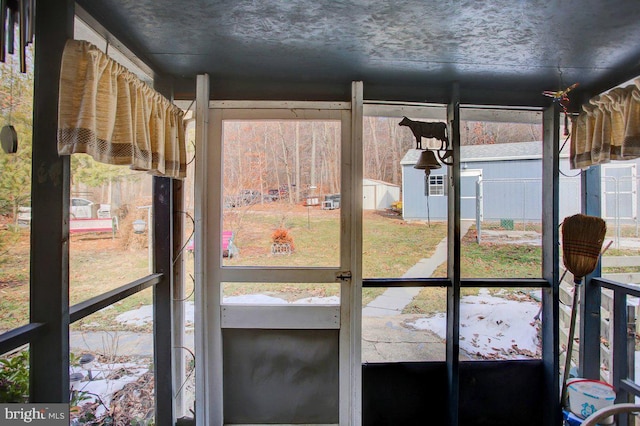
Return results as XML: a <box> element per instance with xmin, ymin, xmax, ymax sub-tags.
<box><xmin>224</xmin><ymin>207</ymin><xmax>447</xmax><ymax>306</ymax></box>
<box><xmin>0</xmin><ymin>228</ymin><xmax>33</xmax><ymax>331</ymax></box>
<box><xmin>404</xmin><ymin>231</ymin><xmax>543</xmax><ymax>315</ymax></box>
<box><xmin>1</xmin><ymin>207</ymin><xmax>546</xmax><ymax>331</ymax></box>
<box><xmin>1</xmin><ymin>208</ymin><xmax>446</xmax><ymax>330</ymax></box>
<box><xmin>0</xmin><ymin>227</ymin><xmax>166</xmax><ymax>332</ymax></box>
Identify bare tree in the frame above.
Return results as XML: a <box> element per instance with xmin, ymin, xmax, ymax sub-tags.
<box><xmin>311</xmin><ymin>122</ymin><xmax>317</xmax><ymax>190</ymax></box>
<box><xmin>277</xmin><ymin>122</ymin><xmax>294</xmax><ymax>203</ymax></box>
<box><xmin>295</xmin><ymin>122</ymin><xmax>300</xmax><ymax>203</ymax></box>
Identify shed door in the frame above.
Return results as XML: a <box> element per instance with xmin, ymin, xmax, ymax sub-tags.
<box><xmin>363</xmin><ymin>184</ymin><xmax>376</xmax><ymax>210</ymax></box>
<box><xmin>197</xmin><ymin>102</ymin><xmax>357</xmax><ymax>426</ymax></box>
<box><xmin>602</xmin><ymin>164</ymin><xmax>637</xmax><ymax>220</ymax></box>
<box><xmin>461</xmin><ymin>169</ymin><xmax>482</xmax><ymax>220</ymax></box>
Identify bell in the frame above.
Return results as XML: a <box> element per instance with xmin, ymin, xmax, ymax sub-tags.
<box><xmin>414</xmin><ymin>150</ymin><xmax>441</xmax><ymax>175</ymax></box>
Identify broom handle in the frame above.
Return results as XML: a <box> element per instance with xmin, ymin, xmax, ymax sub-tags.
<box><xmin>561</xmin><ymin>279</ymin><xmax>582</xmax><ymax>407</ymax></box>
<box><xmin>560</xmin><ymin>244</ymin><xmax>609</xmax><ymax>405</ymax></box>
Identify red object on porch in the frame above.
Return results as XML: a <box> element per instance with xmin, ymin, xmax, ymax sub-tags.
<box><xmin>221</xmin><ymin>231</ymin><xmax>233</xmax><ymax>255</ymax></box>
<box><xmin>186</xmin><ymin>231</ymin><xmax>234</xmax><ymax>257</ymax></box>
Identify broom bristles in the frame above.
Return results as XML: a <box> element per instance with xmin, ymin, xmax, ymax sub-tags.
<box><xmin>562</xmin><ymin>214</ymin><xmax>607</xmax><ymax>281</ymax></box>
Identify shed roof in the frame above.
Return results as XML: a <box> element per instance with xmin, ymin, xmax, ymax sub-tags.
<box><xmin>399</xmin><ymin>141</ymin><xmax>565</xmax><ymax>165</ymax></box>
<box><xmin>363</xmin><ymin>178</ymin><xmax>400</xmax><ymax>188</ymax></box>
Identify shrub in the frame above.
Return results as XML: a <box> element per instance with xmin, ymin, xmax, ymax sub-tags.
<box><xmin>271</xmin><ymin>228</ymin><xmax>294</xmax><ymax>251</ymax></box>
<box><xmin>0</xmin><ymin>350</ymin><xmax>29</xmax><ymax>403</ymax></box>
<box><xmin>118</xmin><ymin>199</ymin><xmax>152</xmax><ymax>251</ymax></box>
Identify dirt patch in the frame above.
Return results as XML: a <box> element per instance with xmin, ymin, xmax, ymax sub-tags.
<box><xmin>72</xmin><ymin>370</ymin><xmax>155</xmax><ymax>425</ymax></box>
<box><xmin>472</xmin><ymin>229</ymin><xmax>542</xmax><ymax>246</ymax></box>
<box><xmin>72</xmin><ymin>234</ymin><xmax>121</xmax><ymax>250</ymax></box>
<box><xmin>106</xmin><ymin>371</ymin><xmax>154</xmax><ymax>422</ymax></box>
<box><xmin>0</xmin><ymin>280</ymin><xmax>23</xmax><ymax>289</ymax></box>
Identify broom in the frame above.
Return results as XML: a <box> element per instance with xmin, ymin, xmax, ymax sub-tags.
<box><xmin>560</xmin><ymin>214</ymin><xmax>607</xmax><ymax>407</ymax></box>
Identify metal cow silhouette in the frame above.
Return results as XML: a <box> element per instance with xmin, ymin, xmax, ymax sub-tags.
<box><xmin>398</xmin><ymin>117</ymin><xmax>448</xmax><ymax>149</ymax></box>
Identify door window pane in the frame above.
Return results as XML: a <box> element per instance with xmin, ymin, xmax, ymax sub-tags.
<box><xmin>222</xmin><ymin>282</ymin><xmax>340</xmax><ymax>304</ymax></box>
<box><xmin>222</xmin><ymin>120</ymin><xmax>341</xmax><ymax>267</ymax></box>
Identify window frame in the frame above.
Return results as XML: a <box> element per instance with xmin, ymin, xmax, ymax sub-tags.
<box><xmin>427</xmin><ymin>174</ymin><xmax>446</xmax><ymax>196</ymax></box>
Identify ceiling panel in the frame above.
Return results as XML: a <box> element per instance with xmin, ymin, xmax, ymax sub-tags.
<box><xmin>76</xmin><ymin>0</ymin><xmax>640</xmax><ymax>106</ymax></box>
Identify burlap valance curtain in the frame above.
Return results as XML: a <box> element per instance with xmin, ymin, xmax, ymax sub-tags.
<box><xmin>570</xmin><ymin>78</ymin><xmax>640</xmax><ymax>169</ymax></box>
<box><xmin>57</xmin><ymin>39</ymin><xmax>186</xmax><ymax>179</ymax></box>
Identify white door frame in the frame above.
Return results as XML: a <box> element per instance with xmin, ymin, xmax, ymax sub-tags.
<box><xmin>461</xmin><ymin>169</ymin><xmax>483</xmax><ymax>220</ymax></box>
<box><xmin>194</xmin><ymin>77</ymin><xmax>363</xmax><ymax>426</ymax></box>
<box><xmin>602</xmin><ymin>163</ymin><xmax>637</xmax><ymax>220</ymax></box>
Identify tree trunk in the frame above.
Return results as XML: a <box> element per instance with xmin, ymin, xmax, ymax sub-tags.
<box><xmin>295</xmin><ymin>122</ymin><xmax>300</xmax><ymax>203</ymax></box>
<box><xmin>277</xmin><ymin>123</ymin><xmax>294</xmax><ymax>204</ymax></box>
<box><xmin>389</xmin><ymin>118</ymin><xmax>400</xmax><ymax>185</ymax></box>
<box><xmin>311</xmin><ymin>122</ymin><xmax>317</xmax><ymax>189</ymax></box>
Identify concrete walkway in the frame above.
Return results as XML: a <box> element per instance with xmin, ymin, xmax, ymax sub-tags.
<box><xmin>70</xmin><ymin>331</ymin><xmax>193</xmax><ymax>357</ymax></box>
<box><xmin>362</xmin><ymin>220</ymin><xmax>473</xmax><ymax>317</ymax></box>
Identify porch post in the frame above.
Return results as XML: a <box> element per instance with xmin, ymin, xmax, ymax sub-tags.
<box><xmin>29</xmin><ymin>0</ymin><xmax>73</xmax><ymax>403</ymax></box>
<box><xmin>446</xmin><ymin>83</ymin><xmax>461</xmax><ymax>426</ymax></box>
<box><xmin>153</xmin><ymin>174</ymin><xmax>175</xmax><ymax>425</ymax></box>
<box><xmin>542</xmin><ymin>104</ymin><xmax>561</xmax><ymax>424</ymax></box>
<box><xmin>172</xmin><ymin>175</ymin><xmax>187</xmax><ymax>417</ymax></box>
<box><xmin>579</xmin><ymin>166</ymin><xmax>602</xmax><ymax>379</ymax></box>
<box><xmin>152</xmin><ymin>75</ymin><xmax>184</xmax><ymax>422</ymax></box>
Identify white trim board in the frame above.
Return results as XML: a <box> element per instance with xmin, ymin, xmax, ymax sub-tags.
<box><xmin>221</xmin><ymin>305</ymin><xmax>340</xmax><ymax>329</ymax></box>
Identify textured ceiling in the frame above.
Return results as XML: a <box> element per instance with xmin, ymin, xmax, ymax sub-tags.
<box><xmin>76</xmin><ymin>0</ymin><xmax>640</xmax><ymax>107</ymax></box>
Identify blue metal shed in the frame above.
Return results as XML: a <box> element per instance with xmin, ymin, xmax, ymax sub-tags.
<box><xmin>400</xmin><ymin>142</ymin><xmax>582</xmax><ymax>222</ymax></box>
